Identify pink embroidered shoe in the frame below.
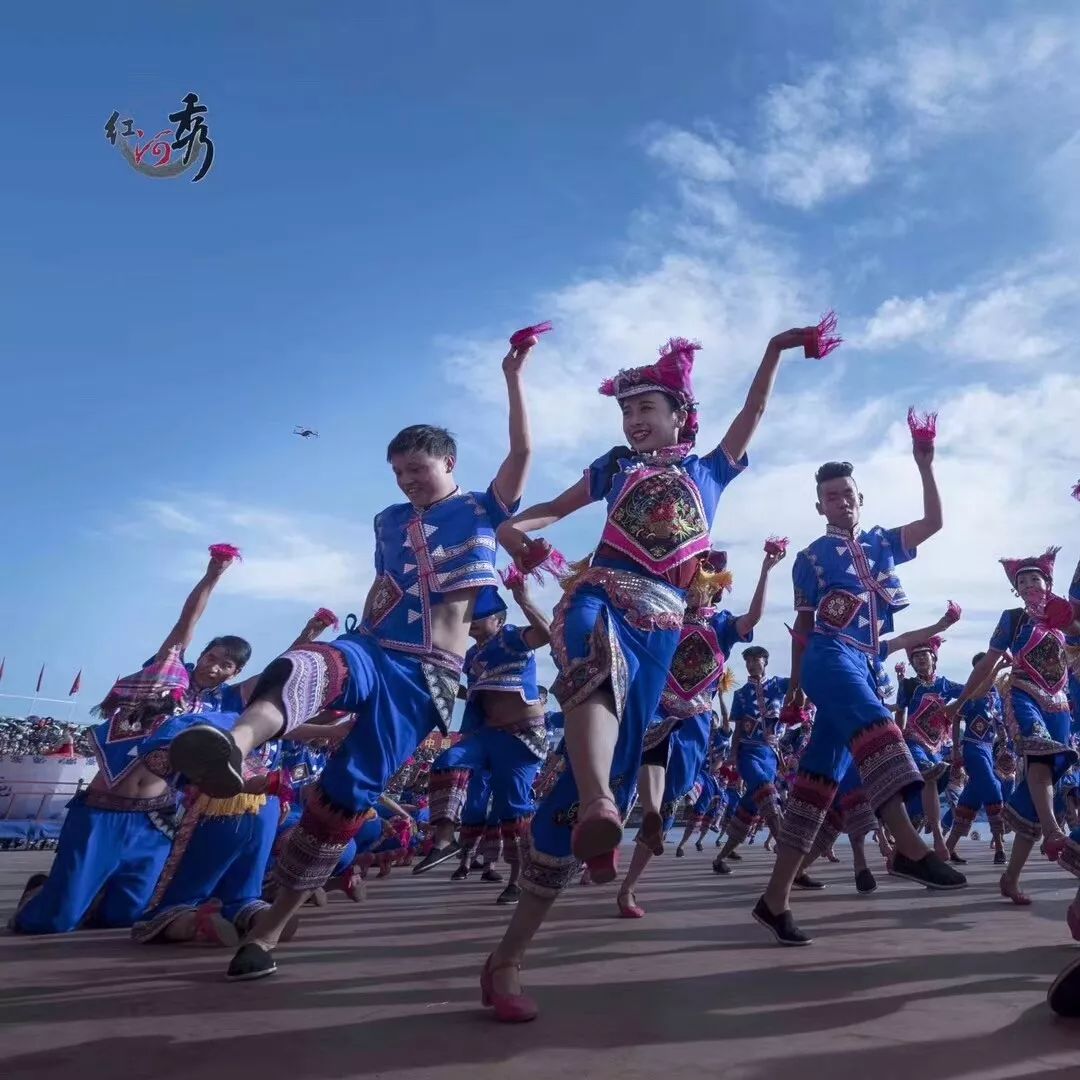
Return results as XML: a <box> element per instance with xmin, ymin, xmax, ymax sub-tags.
<box><xmin>571</xmin><ymin>795</ymin><xmax>623</xmax><ymax>873</ymax></box>
<box><xmin>480</xmin><ymin>955</ymin><xmax>539</xmax><ymax>1023</ymax></box>
<box><xmin>1044</xmin><ymin>835</ymin><xmax>1068</xmax><ymax>862</ymax></box>
<box><xmin>617</xmin><ymin>889</ymin><xmax>646</xmax><ymax>918</ymax></box>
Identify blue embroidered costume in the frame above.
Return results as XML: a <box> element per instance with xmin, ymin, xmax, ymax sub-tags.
<box><xmin>524</xmin><ymin>441</ymin><xmax>747</xmax><ymax>897</ymax></box>
<box><xmin>780</xmin><ymin>525</ymin><xmax>924</xmax><ymax>855</ymax></box>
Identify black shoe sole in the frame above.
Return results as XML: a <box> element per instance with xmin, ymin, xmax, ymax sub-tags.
<box><xmin>411</xmin><ymin>844</ymin><xmax>462</xmax><ymax>876</ymax></box>
<box><xmin>752</xmin><ymin>909</ymin><xmax>813</xmax><ymax>947</ymax></box>
<box><xmin>169</xmin><ymin>726</ymin><xmax>244</xmax><ymax>798</ymax></box>
<box><xmin>1048</xmin><ymin>956</ymin><xmax>1080</xmax><ymax>1017</ymax></box>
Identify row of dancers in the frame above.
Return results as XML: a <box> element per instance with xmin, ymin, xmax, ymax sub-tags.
<box><xmin>8</xmin><ymin>320</ymin><xmax>1080</xmax><ymax>1019</ymax></box>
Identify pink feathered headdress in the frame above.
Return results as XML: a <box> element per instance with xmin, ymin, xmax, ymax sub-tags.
<box><xmin>1000</xmin><ymin>546</ymin><xmax>1060</xmax><ymax>588</ymax></box>
<box><xmin>599</xmin><ymin>337</ymin><xmax>700</xmax><ymax>443</ymax></box>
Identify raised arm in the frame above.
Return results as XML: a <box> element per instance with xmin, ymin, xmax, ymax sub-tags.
<box><xmin>719</xmin><ymin>329</ymin><xmax>811</xmax><ymax>463</ymax></box>
<box><xmin>495</xmin><ymin>476</ymin><xmax>592</xmax><ymax>561</ymax></box>
<box><xmin>897</xmin><ymin>438</ymin><xmax>943</xmax><ymax>551</ymax></box>
<box><xmin>735</xmin><ymin>548</ymin><xmax>785</xmax><ymax>638</ymax></box>
<box><xmin>508</xmin><ymin>578</ymin><xmax>552</xmax><ymax>650</ymax></box>
<box><xmin>155</xmin><ymin>551</ymin><xmax>235</xmax><ymax>661</ymax></box>
<box><xmin>948</xmin><ymin>649</ymin><xmax>1006</xmax><ymax>717</ymax></box>
<box><xmin>491</xmin><ymin>341</ymin><xmax>536</xmax><ymax>510</ymax></box>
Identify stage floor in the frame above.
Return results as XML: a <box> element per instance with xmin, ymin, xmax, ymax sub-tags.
<box><xmin>3</xmin><ymin>843</ymin><xmax>1080</xmax><ymax>1079</ymax></box>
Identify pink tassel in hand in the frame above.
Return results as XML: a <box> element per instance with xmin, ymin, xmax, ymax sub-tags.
<box><xmin>509</xmin><ymin>321</ymin><xmax>553</xmax><ymax>349</ymax></box>
<box><xmin>804</xmin><ymin>310</ymin><xmax>842</xmax><ymax>359</ymax></box>
<box><xmin>208</xmin><ymin>542</ymin><xmax>242</xmax><ymax>563</ymax></box>
<box><xmin>907</xmin><ymin>407</ymin><xmax>938</xmax><ymax>447</ymax></box>
<box><xmin>515</xmin><ymin>538</ymin><xmax>569</xmax><ymax>583</ymax></box>
<box><xmin>944</xmin><ymin>600</ymin><xmax>962</xmax><ymax>626</ymax></box>
<box><xmin>764</xmin><ymin>536</ymin><xmax>789</xmax><ymax>557</ymax></box>
<box><xmin>313</xmin><ymin>607</ymin><xmax>340</xmax><ymax>630</ymax></box>
<box><xmin>1041</xmin><ymin>594</ymin><xmax>1076</xmax><ymax>632</ymax></box>
<box><xmin>1071</xmin><ymin>480</ymin><xmax>1080</xmax><ymax>502</ymax></box>
<box><xmin>499</xmin><ymin>564</ymin><xmax>526</xmax><ymax>589</ymax></box>
<box><xmin>895</xmin><ymin>661</ymin><xmax>907</xmax><ymax>678</ymax></box>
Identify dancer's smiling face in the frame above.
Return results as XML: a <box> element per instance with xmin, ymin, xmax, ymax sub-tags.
<box><xmin>1015</xmin><ymin>569</ymin><xmax>1050</xmax><ymax>606</ymax></box>
<box><xmin>620</xmin><ymin>391</ymin><xmax>686</xmax><ymax>452</ymax></box>
<box><xmin>744</xmin><ymin>653</ymin><xmax>767</xmax><ymax>679</ymax></box>
<box><xmin>816</xmin><ymin>475</ymin><xmax>862</xmax><ymax>531</ymax></box>
<box><xmin>390</xmin><ymin>450</ymin><xmax>456</xmax><ymax>508</ymax></box>
<box><xmin>192</xmin><ymin>645</ymin><xmax>241</xmax><ymax>689</ymax></box>
<box><xmin>911</xmin><ymin>650</ymin><xmax>936</xmax><ymax>681</ymax></box>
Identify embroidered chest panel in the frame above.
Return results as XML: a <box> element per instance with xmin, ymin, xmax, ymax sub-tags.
<box><xmin>603</xmin><ymin>467</ymin><xmax>709</xmax><ymax>573</ymax></box>
<box><xmin>1020</xmin><ymin>631</ymin><xmax>1066</xmax><ymax>691</ymax></box>
<box><xmin>668</xmin><ymin>625</ymin><xmax>721</xmax><ymax>699</ymax></box>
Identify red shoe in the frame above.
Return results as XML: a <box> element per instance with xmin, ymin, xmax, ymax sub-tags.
<box><xmin>571</xmin><ymin>795</ymin><xmax>622</xmax><ymax>867</ymax></box>
<box><xmin>343</xmin><ymin>868</ymin><xmax>366</xmax><ymax>903</ymax></box>
<box><xmin>480</xmin><ymin>955</ymin><xmax>539</xmax><ymax>1023</ymax></box>
<box><xmin>585</xmin><ymin>848</ymin><xmax>619</xmax><ymax>885</ymax></box>
<box><xmin>1044</xmin><ymin>835</ymin><xmax>1068</xmax><ymax>862</ymax></box>
<box><xmin>617</xmin><ymin>889</ymin><xmax>645</xmax><ymax>918</ymax></box>
<box><xmin>999</xmin><ymin>874</ymin><xmax>1032</xmax><ymax>906</ymax></box>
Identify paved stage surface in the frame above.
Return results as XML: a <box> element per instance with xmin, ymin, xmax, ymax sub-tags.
<box><xmin>2</xmin><ymin>843</ymin><xmax>1080</xmax><ymax>1079</ymax></box>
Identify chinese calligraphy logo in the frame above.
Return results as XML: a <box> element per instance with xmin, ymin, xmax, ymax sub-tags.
<box><xmin>105</xmin><ymin>92</ymin><xmax>215</xmax><ymax>182</ymax></box>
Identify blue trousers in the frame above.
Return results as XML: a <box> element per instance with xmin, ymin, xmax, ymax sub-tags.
<box><xmin>726</xmin><ymin>742</ymin><xmax>782</xmax><ymax>844</ymax></box>
<box><xmin>952</xmin><ymin>741</ymin><xmax>1006</xmax><ymax>837</ymax></box>
<box><xmin>14</xmin><ymin>795</ymin><xmax>173</xmax><ymax>934</ymax></box>
<box><xmin>430</xmin><ymin>728</ymin><xmax>541</xmax><ymax>824</ymax></box>
<box><xmin>525</xmin><ymin>584</ymin><xmax>682</xmax><ymax>897</ymax></box>
<box><xmin>658</xmin><ymin>712</ymin><xmax>712</xmax><ymax>833</ymax></box>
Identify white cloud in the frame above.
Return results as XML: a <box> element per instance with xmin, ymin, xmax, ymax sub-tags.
<box><xmin>860</xmin><ymin>294</ymin><xmax>950</xmax><ymax>348</ymax></box>
<box><xmin>645</xmin><ymin>127</ymin><xmax>738</xmax><ymax>183</ymax></box>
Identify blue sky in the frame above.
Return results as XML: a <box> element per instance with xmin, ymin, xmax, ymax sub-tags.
<box><xmin>2</xmin><ymin>1</ymin><xmax>1079</xmax><ymax>717</ymax></box>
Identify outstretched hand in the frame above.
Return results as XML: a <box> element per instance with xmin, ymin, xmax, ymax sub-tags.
<box><xmin>762</xmin><ymin>547</ymin><xmax>787</xmax><ymax>572</ymax></box>
<box><xmin>912</xmin><ymin>436</ymin><xmax>935</xmax><ymax>468</ymax></box>
<box><xmin>502</xmin><ymin>340</ymin><xmax>536</xmax><ymax>376</ymax></box>
<box><xmin>770</xmin><ymin>327</ymin><xmax>817</xmax><ymax>352</ymax></box>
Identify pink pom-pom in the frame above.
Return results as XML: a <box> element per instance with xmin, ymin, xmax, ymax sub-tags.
<box><xmin>516</xmin><ymin>538</ymin><xmax>570</xmax><ymax>583</ymax></box>
<box><xmin>1041</xmin><ymin>594</ymin><xmax>1076</xmax><ymax>632</ymax></box>
<box><xmin>895</xmin><ymin>662</ymin><xmax>907</xmax><ymax>677</ymax></box>
<box><xmin>499</xmin><ymin>564</ymin><xmax>526</xmax><ymax>589</ymax></box>
<box><xmin>313</xmin><ymin>607</ymin><xmax>339</xmax><ymax>629</ymax></box>
<box><xmin>598</xmin><ymin>376</ymin><xmax>617</xmax><ymax>396</ymax></box>
<box><xmin>945</xmin><ymin>600</ymin><xmax>962</xmax><ymax>625</ymax></box>
<box><xmin>907</xmin><ymin>407</ymin><xmax>938</xmax><ymax>447</ymax></box>
<box><xmin>208</xmin><ymin>542</ymin><xmax>242</xmax><ymax>563</ymax></box>
<box><xmin>1071</xmin><ymin>480</ymin><xmax>1080</xmax><ymax>502</ymax></box>
<box><xmin>509</xmin><ymin>321</ymin><xmax>552</xmax><ymax>348</ymax></box>
<box><xmin>764</xmin><ymin>536</ymin><xmax>789</xmax><ymax>557</ymax></box>
<box><xmin>804</xmin><ymin>310</ymin><xmax>842</xmax><ymax>359</ymax></box>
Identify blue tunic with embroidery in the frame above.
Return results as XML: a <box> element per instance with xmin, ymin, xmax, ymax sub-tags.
<box><xmin>361</xmin><ymin>482</ymin><xmax>519</xmax><ymax>661</ymax></box>
<box><xmin>962</xmin><ymin>689</ymin><xmax>1003</xmax><ymax>745</ymax></box>
<box><xmin>658</xmin><ymin>609</ymin><xmax>748</xmax><ymax>720</ymax></box>
<box><xmin>731</xmin><ymin>675</ymin><xmax>791</xmax><ymax>746</ymax></box>
<box><xmin>898</xmin><ymin>675</ymin><xmax>964</xmax><ymax>754</ymax></box>
<box><xmin>793</xmin><ymin>524</ymin><xmax>915</xmax><ymax>655</ymax></box>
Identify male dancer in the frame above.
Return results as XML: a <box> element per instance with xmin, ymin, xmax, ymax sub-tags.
<box><xmin>714</xmin><ymin>643</ymin><xmax>796</xmax><ymax>875</ymax></box>
<box><xmin>12</xmin><ymin>549</ymin><xmax>244</xmax><ymax>934</ymax></box>
<box><xmin>753</xmin><ymin>441</ymin><xmax>966</xmax><ymax>947</ymax></box>
<box><xmin>168</xmin><ymin>334</ymin><xmax>536</xmax><ymax>980</ymax></box>
<box><xmin>417</xmin><ymin>577</ymin><xmax>551</xmax><ymax>906</ymax></box>
<box><xmin>945</xmin><ymin>653</ymin><xmax>1008</xmax><ymax>865</ymax></box>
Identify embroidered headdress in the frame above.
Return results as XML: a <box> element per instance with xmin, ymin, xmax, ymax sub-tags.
<box><xmin>599</xmin><ymin>337</ymin><xmax>700</xmax><ymax>444</ymax></box>
<box><xmin>1000</xmin><ymin>546</ymin><xmax>1060</xmax><ymax>588</ymax></box>
<box><xmin>92</xmin><ymin>645</ymin><xmax>190</xmax><ymax>720</ymax></box>
<box><xmin>906</xmin><ymin>635</ymin><xmax>943</xmax><ymax>660</ymax></box>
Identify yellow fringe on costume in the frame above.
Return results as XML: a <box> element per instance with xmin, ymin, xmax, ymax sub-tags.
<box><xmin>718</xmin><ymin>668</ymin><xmax>738</xmax><ymax>695</ymax></box>
<box><xmin>559</xmin><ymin>554</ymin><xmax>595</xmax><ymax>593</ymax></box>
<box><xmin>202</xmin><ymin>792</ymin><xmax>268</xmax><ymax>818</ymax></box>
<box><xmin>687</xmin><ymin>564</ymin><xmax>733</xmax><ymax>607</ymax></box>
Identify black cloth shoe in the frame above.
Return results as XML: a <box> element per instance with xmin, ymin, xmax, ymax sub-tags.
<box><xmin>675</xmin><ymin>846</ymin><xmax>685</xmax><ymax>858</ymax></box>
<box><xmin>496</xmin><ymin>884</ymin><xmax>521</xmax><ymax>905</ymax></box>
<box><xmin>450</xmin><ymin>865</ymin><xmax>470</xmax><ymax>881</ymax></box>
<box><xmin>993</xmin><ymin>850</ymin><xmax>1007</xmax><ymax>865</ymax></box>
<box><xmin>411</xmin><ymin>842</ymin><xmax>462</xmax><ymax>875</ymax></box>
<box><xmin>752</xmin><ymin>896</ymin><xmax>812</xmax><ymax>946</ymax></box>
<box><xmin>728</xmin><ymin>851</ymin><xmax>743</xmax><ymax>861</ymax></box>
<box><xmin>891</xmin><ymin>851</ymin><xmax>967</xmax><ymax>890</ymax></box>
<box><xmin>470</xmin><ymin>858</ymin><xmax>485</xmax><ymax>871</ymax></box>
<box><xmin>712</xmin><ymin>857</ymin><xmax>732</xmax><ymax>875</ymax></box>
<box><xmin>481</xmin><ymin>866</ymin><xmax>504</xmax><ymax>884</ymax></box>
<box><xmin>949</xmin><ymin>851</ymin><xmax>968</xmax><ymax>864</ymax></box>
<box><xmin>855</xmin><ymin>868</ymin><xmax>878</xmax><ymax>894</ymax></box>
<box><xmin>226</xmin><ymin>943</ymin><xmax>277</xmax><ymax>982</ymax></box>
<box><xmin>793</xmin><ymin>873</ymin><xmax>826</xmax><ymax>891</ymax></box>
<box><xmin>1048</xmin><ymin>954</ymin><xmax>1080</xmax><ymax>1018</ymax></box>
<box><xmin>695</xmin><ymin>840</ymin><xmax>704</xmax><ymax>852</ymax></box>
<box><xmin>168</xmin><ymin>724</ymin><xmax>244</xmax><ymax>798</ymax></box>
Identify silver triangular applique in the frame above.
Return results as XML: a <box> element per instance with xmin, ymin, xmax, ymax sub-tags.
<box><xmin>858</xmin><ymin>592</ymin><xmax>870</xmax><ymax>602</ymax></box>
<box><xmin>403</xmin><ymin>563</ymin><xmax>416</xmax><ymax>574</ymax></box>
<box><xmin>858</xmin><ymin>616</ymin><xmax>870</xmax><ymax>628</ymax></box>
<box><xmin>835</xmin><ymin>545</ymin><xmax>847</xmax><ymax>556</ymax></box>
<box><xmin>406</xmin><ymin>583</ymin><xmax>421</xmax><ymax>597</ymax></box>
<box><xmin>407</xmin><ymin>610</ymin><xmax>421</xmax><ymax>623</ymax></box>
<box><xmin>423</xmin><ymin>523</ymin><xmax>439</xmax><ymax>537</ymax></box>
<box><xmin>431</xmin><ymin>545</ymin><xmax>445</xmax><ymax>559</ymax></box>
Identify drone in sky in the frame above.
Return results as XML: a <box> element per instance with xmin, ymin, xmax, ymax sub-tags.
<box><xmin>293</xmin><ymin>426</ymin><xmax>320</xmax><ymax>439</ymax></box>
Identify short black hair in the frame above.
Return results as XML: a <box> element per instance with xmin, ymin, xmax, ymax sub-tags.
<box><xmin>386</xmin><ymin>424</ymin><xmax>457</xmax><ymax>463</ymax></box>
<box><xmin>972</xmin><ymin>652</ymin><xmax>987</xmax><ymax>667</ymax></box>
<box><xmin>815</xmin><ymin>461</ymin><xmax>855</xmax><ymax>487</ymax></box>
<box><xmin>200</xmin><ymin>635</ymin><xmax>252</xmax><ymax>670</ymax></box>
<box><xmin>743</xmin><ymin>645</ymin><xmax>769</xmax><ymax>663</ymax></box>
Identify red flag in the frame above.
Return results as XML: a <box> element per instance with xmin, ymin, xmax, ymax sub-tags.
<box><xmin>36</xmin><ymin>665</ymin><xmax>45</xmax><ymax>693</ymax></box>
<box><xmin>69</xmin><ymin>669</ymin><xmax>82</xmax><ymax>696</ymax></box>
